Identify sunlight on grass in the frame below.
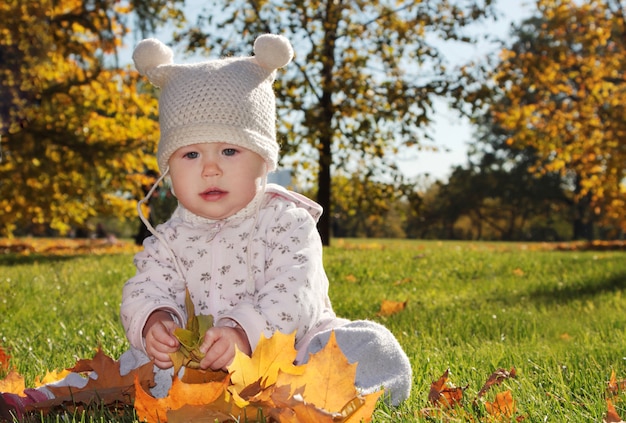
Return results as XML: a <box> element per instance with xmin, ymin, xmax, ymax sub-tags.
<box><xmin>1</xmin><ymin>238</ymin><xmax>626</xmax><ymax>421</ymax></box>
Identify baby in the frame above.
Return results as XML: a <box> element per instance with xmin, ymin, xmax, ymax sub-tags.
<box><xmin>0</xmin><ymin>35</ymin><xmax>412</xmax><ymax>420</ymax></box>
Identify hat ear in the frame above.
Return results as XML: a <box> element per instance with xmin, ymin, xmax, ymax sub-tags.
<box><xmin>253</xmin><ymin>34</ymin><xmax>294</xmax><ymax>71</ymax></box>
<box><xmin>133</xmin><ymin>38</ymin><xmax>174</xmax><ymax>78</ymax></box>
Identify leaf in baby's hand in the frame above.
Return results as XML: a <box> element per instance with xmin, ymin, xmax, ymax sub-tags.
<box><xmin>169</xmin><ymin>288</ymin><xmax>214</xmax><ymax>374</ymax></box>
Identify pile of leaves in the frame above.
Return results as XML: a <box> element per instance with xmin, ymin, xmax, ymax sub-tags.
<box><xmin>0</xmin><ymin>299</ymin><xmax>382</xmax><ymax>423</ymax></box>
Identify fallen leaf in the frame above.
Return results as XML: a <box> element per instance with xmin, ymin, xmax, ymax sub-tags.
<box><xmin>476</xmin><ymin>367</ymin><xmax>517</xmax><ymax>399</ymax></box>
<box><xmin>133</xmin><ymin>374</ymin><xmax>230</xmax><ymax>423</ymax></box>
<box><xmin>34</xmin><ymin>369</ymin><xmax>72</xmax><ymax>387</ymax></box>
<box><xmin>32</xmin><ymin>347</ymin><xmax>155</xmax><ymax>414</ymax></box>
<box><xmin>135</xmin><ymin>331</ymin><xmax>382</xmax><ymax>423</ymax></box>
<box><xmin>275</xmin><ymin>331</ymin><xmax>362</xmax><ymax>412</ymax></box>
<box><xmin>608</xmin><ymin>370</ymin><xmax>626</xmax><ymax>396</ymax></box>
<box><xmin>0</xmin><ymin>370</ymin><xmax>26</xmax><ymax>396</ymax></box>
<box><xmin>228</xmin><ymin>331</ymin><xmax>302</xmax><ymax>393</ymax></box>
<box><xmin>376</xmin><ymin>299</ymin><xmax>408</xmax><ymax>317</ymax></box>
<box><xmin>427</xmin><ymin>369</ymin><xmax>465</xmax><ymax>409</ymax></box>
<box><xmin>485</xmin><ymin>390</ymin><xmax>516</xmax><ymax>419</ymax></box>
<box><xmin>604</xmin><ymin>398</ymin><xmax>625</xmax><ymax>423</ymax></box>
<box><xmin>0</xmin><ymin>344</ymin><xmax>10</xmax><ymax>373</ymax></box>
<box><xmin>344</xmin><ymin>274</ymin><xmax>358</xmax><ymax>283</ymax></box>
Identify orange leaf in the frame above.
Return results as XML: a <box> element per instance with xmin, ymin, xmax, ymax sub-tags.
<box><xmin>0</xmin><ymin>344</ymin><xmax>10</xmax><ymax>372</ymax></box>
<box><xmin>133</xmin><ymin>374</ymin><xmax>231</xmax><ymax>423</ymax></box>
<box><xmin>605</xmin><ymin>398</ymin><xmax>625</xmax><ymax>423</ymax></box>
<box><xmin>0</xmin><ymin>371</ymin><xmax>26</xmax><ymax>396</ymax></box>
<box><xmin>376</xmin><ymin>299</ymin><xmax>408</xmax><ymax>317</ymax></box>
<box><xmin>485</xmin><ymin>390</ymin><xmax>516</xmax><ymax>419</ymax></box>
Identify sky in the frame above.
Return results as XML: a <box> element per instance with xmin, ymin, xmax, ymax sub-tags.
<box><xmin>395</xmin><ymin>0</ymin><xmax>535</xmax><ymax>181</ymax></box>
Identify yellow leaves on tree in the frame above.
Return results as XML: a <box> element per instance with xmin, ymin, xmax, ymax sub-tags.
<box><xmin>0</xmin><ymin>0</ymin><xmax>161</xmax><ymax>237</ymax></box>
<box><xmin>488</xmin><ymin>0</ymin><xmax>626</xmax><ymax>232</ymax></box>
<box><xmin>134</xmin><ymin>331</ymin><xmax>382</xmax><ymax>423</ymax></box>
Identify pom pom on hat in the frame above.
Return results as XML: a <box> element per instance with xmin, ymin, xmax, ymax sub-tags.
<box><xmin>254</xmin><ymin>34</ymin><xmax>294</xmax><ymax>70</ymax></box>
<box><xmin>132</xmin><ymin>38</ymin><xmax>174</xmax><ymax>77</ymax></box>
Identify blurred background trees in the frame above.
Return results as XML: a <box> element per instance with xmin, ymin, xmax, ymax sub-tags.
<box><xmin>0</xmin><ymin>0</ymin><xmax>624</xmax><ymax>241</ymax></box>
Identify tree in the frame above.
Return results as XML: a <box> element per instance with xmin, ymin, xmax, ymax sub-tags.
<box><xmin>460</xmin><ymin>0</ymin><xmax>626</xmax><ymax>239</ymax></box>
<box><xmin>173</xmin><ymin>0</ymin><xmax>496</xmax><ymax>245</ymax></box>
<box><xmin>0</xmin><ymin>0</ymin><xmax>183</xmax><ymax>236</ymax></box>
<box><xmin>330</xmin><ymin>170</ymin><xmax>409</xmax><ymax>238</ymax></box>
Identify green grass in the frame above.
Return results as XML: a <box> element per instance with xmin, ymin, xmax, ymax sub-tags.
<box><xmin>2</xmin><ymin>239</ymin><xmax>626</xmax><ymax>421</ymax></box>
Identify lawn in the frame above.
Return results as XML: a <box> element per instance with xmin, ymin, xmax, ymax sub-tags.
<box><xmin>1</xmin><ymin>238</ymin><xmax>626</xmax><ymax>421</ymax></box>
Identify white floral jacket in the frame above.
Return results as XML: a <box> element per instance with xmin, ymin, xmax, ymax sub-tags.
<box><xmin>120</xmin><ymin>184</ymin><xmax>341</xmax><ymax>362</ymax></box>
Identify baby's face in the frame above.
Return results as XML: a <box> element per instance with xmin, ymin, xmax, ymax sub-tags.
<box><xmin>168</xmin><ymin>142</ymin><xmax>266</xmax><ymax>220</ymax></box>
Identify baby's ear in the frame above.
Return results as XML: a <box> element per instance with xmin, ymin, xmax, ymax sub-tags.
<box><xmin>253</xmin><ymin>34</ymin><xmax>294</xmax><ymax>71</ymax></box>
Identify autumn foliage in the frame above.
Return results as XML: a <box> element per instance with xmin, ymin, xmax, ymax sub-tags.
<box><xmin>485</xmin><ymin>0</ymin><xmax>626</xmax><ymax>232</ymax></box>
<box><xmin>0</xmin><ymin>0</ymin><xmax>161</xmax><ymax>236</ymax></box>
<box><xmin>0</xmin><ymin>332</ymin><xmax>381</xmax><ymax>423</ymax></box>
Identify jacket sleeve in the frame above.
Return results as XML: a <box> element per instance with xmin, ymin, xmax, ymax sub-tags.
<box><xmin>120</xmin><ymin>231</ymin><xmax>187</xmax><ymax>352</ymax></box>
<box><xmin>219</xmin><ymin>201</ymin><xmax>333</xmax><ymax>352</ymax></box>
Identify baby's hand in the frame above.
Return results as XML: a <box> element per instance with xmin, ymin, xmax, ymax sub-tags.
<box><xmin>199</xmin><ymin>326</ymin><xmax>251</xmax><ymax>371</ymax></box>
<box><xmin>143</xmin><ymin>311</ymin><xmax>180</xmax><ymax>369</ymax></box>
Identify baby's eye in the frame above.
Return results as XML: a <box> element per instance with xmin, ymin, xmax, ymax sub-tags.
<box><xmin>183</xmin><ymin>151</ymin><xmax>199</xmax><ymax>159</ymax></box>
<box><xmin>222</xmin><ymin>148</ymin><xmax>238</xmax><ymax>156</ymax></box>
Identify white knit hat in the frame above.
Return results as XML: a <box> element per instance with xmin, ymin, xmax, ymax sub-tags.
<box><xmin>132</xmin><ymin>34</ymin><xmax>293</xmax><ymax>173</ymax></box>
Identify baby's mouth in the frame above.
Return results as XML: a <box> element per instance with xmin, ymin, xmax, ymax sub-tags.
<box><xmin>200</xmin><ymin>188</ymin><xmax>227</xmax><ymax>200</ymax></box>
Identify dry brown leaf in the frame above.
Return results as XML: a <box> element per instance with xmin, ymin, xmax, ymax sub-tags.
<box><xmin>476</xmin><ymin>367</ymin><xmax>517</xmax><ymax>399</ymax></box>
<box><xmin>427</xmin><ymin>369</ymin><xmax>466</xmax><ymax>409</ymax></box>
<box><xmin>33</xmin><ymin>347</ymin><xmax>155</xmax><ymax>414</ymax></box>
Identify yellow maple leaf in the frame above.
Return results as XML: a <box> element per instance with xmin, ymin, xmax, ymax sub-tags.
<box><xmin>0</xmin><ymin>370</ymin><xmax>25</xmax><ymax>396</ymax></box>
<box><xmin>34</xmin><ymin>369</ymin><xmax>72</xmax><ymax>387</ymax></box>
<box><xmin>228</xmin><ymin>331</ymin><xmax>303</xmax><ymax>393</ymax></box>
<box><xmin>276</xmin><ymin>331</ymin><xmax>359</xmax><ymax>412</ymax></box>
